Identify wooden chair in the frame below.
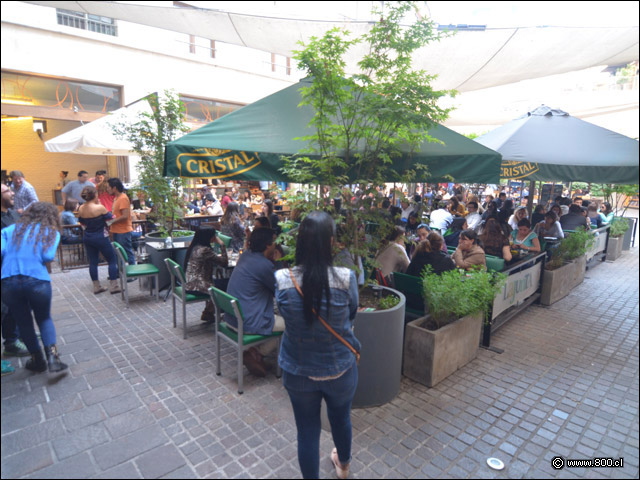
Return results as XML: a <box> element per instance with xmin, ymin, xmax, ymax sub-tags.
<box><xmin>208</xmin><ymin>286</ymin><xmax>282</xmax><ymax>394</ymax></box>
<box><xmin>112</xmin><ymin>241</ymin><xmax>159</xmax><ymax>308</ymax></box>
<box><xmin>164</xmin><ymin>258</ymin><xmax>209</xmax><ymax>339</ymax></box>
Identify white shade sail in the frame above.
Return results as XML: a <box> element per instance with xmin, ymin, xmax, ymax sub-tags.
<box><xmin>45</xmin><ymin>99</ymin><xmax>152</xmax><ymax>155</ymax></box>
<box><xmin>23</xmin><ymin>1</ymin><xmax>639</xmax><ymax>93</ymax></box>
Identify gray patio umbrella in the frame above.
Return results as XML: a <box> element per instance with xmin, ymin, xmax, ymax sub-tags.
<box><xmin>475</xmin><ymin>105</ymin><xmax>639</xmax><ymax>184</ymax></box>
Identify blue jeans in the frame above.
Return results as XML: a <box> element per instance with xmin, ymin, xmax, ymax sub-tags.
<box><xmin>84</xmin><ymin>234</ymin><xmax>119</xmax><ymax>281</ymax></box>
<box><xmin>112</xmin><ymin>232</ymin><xmax>136</xmax><ymax>264</ymax></box>
<box><xmin>283</xmin><ymin>363</ymin><xmax>358</xmax><ymax>479</ymax></box>
<box><xmin>1</xmin><ymin>276</ymin><xmax>57</xmax><ymax>353</ymax></box>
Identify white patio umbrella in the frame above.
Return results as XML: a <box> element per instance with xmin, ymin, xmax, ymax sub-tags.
<box><xmin>45</xmin><ymin>99</ymin><xmax>152</xmax><ymax>155</ymax></box>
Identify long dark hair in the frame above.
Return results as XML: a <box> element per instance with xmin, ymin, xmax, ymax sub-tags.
<box><xmin>12</xmin><ymin>202</ymin><xmax>61</xmax><ymax>254</ymax></box>
<box><xmin>184</xmin><ymin>228</ymin><xmax>217</xmax><ymax>271</ymax></box>
<box><xmin>295</xmin><ymin>211</ymin><xmax>335</xmax><ymax>324</ymax></box>
<box><xmin>221</xmin><ymin>201</ymin><xmax>240</xmax><ymax>225</ymax></box>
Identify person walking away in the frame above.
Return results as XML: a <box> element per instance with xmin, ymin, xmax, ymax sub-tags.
<box><xmin>275</xmin><ymin>211</ymin><xmax>360</xmax><ymax>479</ymax></box>
<box><xmin>78</xmin><ymin>186</ymin><xmax>121</xmax><ymax>294</ymax></box>
<box><xmin>1</xmin><ymin>202</ymin><xmax>68</xmax><ymax>373</ymax></box>
<box><xmin>10</xmin><ymin>170</ymin><xmax>39</xmax><ymax>214</ymax></box>
<box><xmin>107</xmin><ymin>178</ymin><xmax>136</xmax><ymax>265</ymax></box>
<box><xmin>62</xmin><ymin>170</ymin><xmax>94</xmax><ymax>205</ymax></box>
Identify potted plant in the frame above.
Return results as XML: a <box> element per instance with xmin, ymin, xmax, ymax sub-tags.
<box><xmin>606</xmin><ymin>217</ymin><xmax>629</xmax><ymax>261</ymax></box>
<box><xmin>540</xmin><ymin>227</ymin><xmax>594</xmax><ymax>305</ymax></box>
<box><xmin>403</xmin><ymin>267</ymin><xmax>506</xmax><ymax>388</ymax></box>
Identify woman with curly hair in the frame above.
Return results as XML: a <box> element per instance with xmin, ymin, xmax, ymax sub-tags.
<box><xmin>1</xmin><ymin>202</ymin><xmax>68</xmax><ymax>373</ymax></box>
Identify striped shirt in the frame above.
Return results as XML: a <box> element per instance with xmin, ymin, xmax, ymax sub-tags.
<box><xmin>12</xmin><ymin>180</ymin><xmax>39</xmax><ymax>212</ymax></box>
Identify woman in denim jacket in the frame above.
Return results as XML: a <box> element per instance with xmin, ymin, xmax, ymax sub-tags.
<box><xmin>275</xmin><ymin>211</ymin><xmax>360</xmax><ymax>479</ymax></box>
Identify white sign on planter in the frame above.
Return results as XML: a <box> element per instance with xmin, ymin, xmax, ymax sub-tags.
<box><xmin>492</xmin><ymin>262</ymin><xmax>542</xmax><ymax>320</ymax></box>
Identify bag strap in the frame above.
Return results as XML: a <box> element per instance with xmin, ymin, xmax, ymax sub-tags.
<box><xmin>288</xmin><ymin>269</ymin><xmax>360</xmax><ymax>364</ymax></box>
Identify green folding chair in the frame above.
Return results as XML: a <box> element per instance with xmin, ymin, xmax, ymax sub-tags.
<box><xmin>112</xmin><ymin>241</ymin><xmax>159</xmax><ymax>308</ymax></box>
<box><xmin>392</xmin><ymin>272</ymin><xmax>424</xmax><ymax>318</ymax></box>
<box><xmin>164</xmin><ymin>258</ymin><xmax>209</xmax><ymax>339</ymax></box>
<box><xmin>208</xmin><ymin>286</ymin><xmax>282</xmax><ymax>394</ymax></box>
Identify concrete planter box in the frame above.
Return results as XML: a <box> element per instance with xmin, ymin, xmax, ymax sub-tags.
<box><xmin>352</xmin><ymin>286</ymin><xmax>406</xmax><ymax>408</ymax></box>
<box><xmin>403</xmin><ymin>313</ymin><xmax>483</xmax><ymax>388</ymax></box>
<box><xmin>606</xmin><ymin>235</ymin><xmax>624</xmax><ymax>261</ymax></box>
<box><xmin>540</xmin><ymin>255</ymin><xmax>586</xmax><ymax>306</ymax></box>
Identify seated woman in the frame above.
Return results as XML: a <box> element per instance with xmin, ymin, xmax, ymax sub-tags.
<box><xmin>375</xmin><ymin>225</ymin><xmax>410</xmax><ymax>283</ymax></box>
<box><xmin>220</xmin><ymin>202</ymin><xmax>245</xmax><ymax>252</ymax></box>
<box><xmin>598</xmin><ymin>202</ymin><xmax>614</xmax><ymax>225</ymax></box>
<box><xmin>406</xmin><ymin>232</ymin><xmax>455</xmax><ymax>277</ymax></box>
<box><xmin>60</xmin><ymin>198</ymin><xmax>81</xmax><ymax>244</ymax></box>
<box><xmin>405</xmin><ymin>212</ymin><xmax>420</xmax><ymax>236</ymax></box>
<box><xmin>452</xmin><ymin>229</ymin><xmax>486</xmax><ymax>271</ymax></box>
<box><xmin>204</xmin><ymin>194</ymin><xmax>224</xmax><ymax>216</ymax></box>
<box><xmin>508</xmin><ymin>206</ymin><xmax>528</xmax><ymax>232</ymax></box>
<box><xmin>184</xmin><ymin>228</ymin><xmax>228</xmax><ymax>321</ymax></box>
<box><xmin>511</xmin><ymin>218</ymin><xmax>541</xmax><ymax>253</ymax></box>
<box><xmin>534</xmin><ymin>211</ymin><xmax>564</xmax><ymax>239</ymax></box>
<box><xmin>479</xmin><ymin>218</ymin><xmax>512</xmax><ymax>262</ymax></box>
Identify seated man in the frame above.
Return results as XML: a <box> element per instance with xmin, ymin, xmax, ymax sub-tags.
<box><xmin>225</xmin><ymin>227</ymin><xmax>284</xmax><ymax>377</ymax></box>
<box><xmin>559</xmin><ymin>204</ymin><xmax>590</xmax><ymax>231</ymax></box>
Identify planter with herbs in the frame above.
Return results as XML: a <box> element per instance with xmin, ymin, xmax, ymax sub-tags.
<box><xmin>541</xmin><ymin>227</ymin><xmax>594</xmax><ymax>305</ymax></box>
<box><xmin>606</xmin><ymin>217</ymin><xmax>629</xmax><ymax>261</ymax></box>
<box><xmin>403</xmin><ymin>267</ymin><xmax>506</xmax><ymax>388</ymax></box>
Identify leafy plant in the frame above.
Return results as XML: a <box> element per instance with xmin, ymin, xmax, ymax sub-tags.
<box><xmin>591</xmin><ymin>183</ymin><xmax>639</xmax><ymax>217</ymax></box>
<box><xmin>378</xmin><ymin>293</ymin><xmax>401</xmax><ymax>311</ymax></box>
<box><xmin>609</xmin><ymin>217</ymin><xmax>630</xmax><ymax>238</ymax></box>
<box><xmin>113</xmin><ymin>90</ymin><xmax>190</xmax><ymax>236</ymax></box>
<box><xmin>546</xmin><ymin>226</ymin><xmax>595</xmax><ymax>270</ymax></box>
<box><xmin>421</xmin><ymin>266</ymin><xmax>506</xmax><ymax>330</ymax></box>
<box><xmin>277</xmin><ymin>1</ymin><xmax>454</xmax><ymax>281</ymax></box>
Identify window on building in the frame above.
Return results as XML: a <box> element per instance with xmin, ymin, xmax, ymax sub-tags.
<box><xmin>180</xmin><ymin>95</ymin><xmax>243</xmax><ymax>124</ymax></box>
<box><xmin>1</xmin><ymin>71</ymin><xmax>121</xmax><ymax>113</ymax></box>
<box><xmin>57</xmin><ymin>9</ymin><xmax>118</xmax><ymax>36</ymax></box>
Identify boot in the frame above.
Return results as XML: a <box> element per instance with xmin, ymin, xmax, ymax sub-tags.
<box><xmin>44</xmin><ymin>345</ymin><xmax>68</xmax><ymax>373</ymax></box>
<box><xmin>25</xmin><ymin>350</ymin><xmax>47</xmax><ymax>373</ymax></box>
<box><xmin>110</xmin><ymin>279</ymin><xmax>122</xmax><ymax>294</ymax></box>
<box><xmin>201</xmin><ymin>300</ymin><xmax>215</xmax><ymax>322</ymax></box>
<box><xmin>93</xmin><ymin>280</ymin><xmax>108</xmax><ymax>294</ymax></box>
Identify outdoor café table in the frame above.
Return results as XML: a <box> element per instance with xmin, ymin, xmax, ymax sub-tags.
<box><xmin>180</xmin><ymin>215</ymin><xmax>221</xmax><ymax>231</ymax></box>
<box><xmin>145</xmin><ymin>240</ymin><xmax>191</xmax><ymax>293</ymax></box>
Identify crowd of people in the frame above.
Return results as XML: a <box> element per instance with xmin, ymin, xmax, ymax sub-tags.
<box><xmin>1</xmin><ymin>174</ymin><xmax>622</xmax><ymax>479</ymax></box>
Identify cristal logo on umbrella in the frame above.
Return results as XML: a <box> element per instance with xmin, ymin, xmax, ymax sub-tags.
<box><xmin>176</xmin><ymin>149</ymin><xmax>262</xmax><ymax>178</ymax></box>
<box><xmin>500</xmin><ymin>160</ymin><xmax>539</xmax><ymax>179</ymax></box>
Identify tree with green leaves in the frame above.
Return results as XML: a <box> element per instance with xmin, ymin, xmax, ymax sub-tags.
<box><xmin>279</xmin><ymin>1</ymin><xmax>455</xmax><ymax>276</ymax></box>
<box><xmin>113</xmin><ymin>91</ymin><xmax>190</xmax><ymax>236</ymax></box>
<box><xmin>282</xmin><ymin>1</ymin><xmax>454</xmax><ymax>188</ymax></box>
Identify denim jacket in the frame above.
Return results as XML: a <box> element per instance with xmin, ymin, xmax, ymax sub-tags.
<box><xmin>275</xmin><ymin>266</ymin><xmax>360</xmax><ymax>377</ymax></box>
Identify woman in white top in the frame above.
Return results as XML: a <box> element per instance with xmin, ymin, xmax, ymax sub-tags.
<box><xmin>508</xmin><ymin>206</ymin><xmax>528</xmax><ymax>232</ymax></box>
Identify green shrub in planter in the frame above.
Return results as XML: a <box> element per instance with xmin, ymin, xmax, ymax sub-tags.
<box><xmin>609</xmin><ymin>217</ymin><xmax>629</xmax><ymax>238</ymax></box>
<box><xmin>421</xmin><ymin>266</ymin><xmax>506</xmax><ymax>330</ymax></box>
<box><xmin>547</xmin><ymin>227</ymin><xmax>595</xmax><ymax>270</ymax></box>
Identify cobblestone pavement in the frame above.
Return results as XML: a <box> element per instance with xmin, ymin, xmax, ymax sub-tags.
<box><xmin>2</xmin><ymin>249</ymin><xmax>638</xmax><ymax>479</ymax></box>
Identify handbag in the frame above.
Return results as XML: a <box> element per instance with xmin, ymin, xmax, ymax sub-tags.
<box><xmin>288</xmin><ymin>269</ymin><xmax>360</xmax><ymax>365</ymax></box>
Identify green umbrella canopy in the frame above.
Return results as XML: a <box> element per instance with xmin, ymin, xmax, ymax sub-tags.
<box><xmin>476</xmin><ymin>106</ymin><xmax>639</xmax><ymax>184</ymax></box>
<box><xmin>165</xmin><ymin>78</ymin><xmax>502</xmax><ymax>183</ymax></box>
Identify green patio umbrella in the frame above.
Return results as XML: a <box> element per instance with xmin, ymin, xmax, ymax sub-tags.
<box><xmin>476</xmin><ymin>106</ymin><xmax>639</xmax><ymax>184</ymax></box>
<box><xmin>165</xmin><ymin>78</ymin><xmax>502</xmax><ymax>183</ymax></box>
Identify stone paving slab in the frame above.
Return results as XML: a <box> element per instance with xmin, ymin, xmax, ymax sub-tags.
<box><xmin>1</xmin><ymin>250</ymin><xmax>638</xmax><ymax>479</ymax></box>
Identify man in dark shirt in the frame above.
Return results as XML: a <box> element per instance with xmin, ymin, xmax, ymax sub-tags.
<box><xmin>559</xmin><ymin>204</ymin><xmax>590</xmax><ymax>231</ymax></box>
<box><xmin>225</xmin><ymin>228</ymin><xmax>284</xmax><ymax>376</ymax></box>
<box><xmin>1</xmin><ymin>183</ymin><xmax>30</xmax><ymax>362</ymax></box>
